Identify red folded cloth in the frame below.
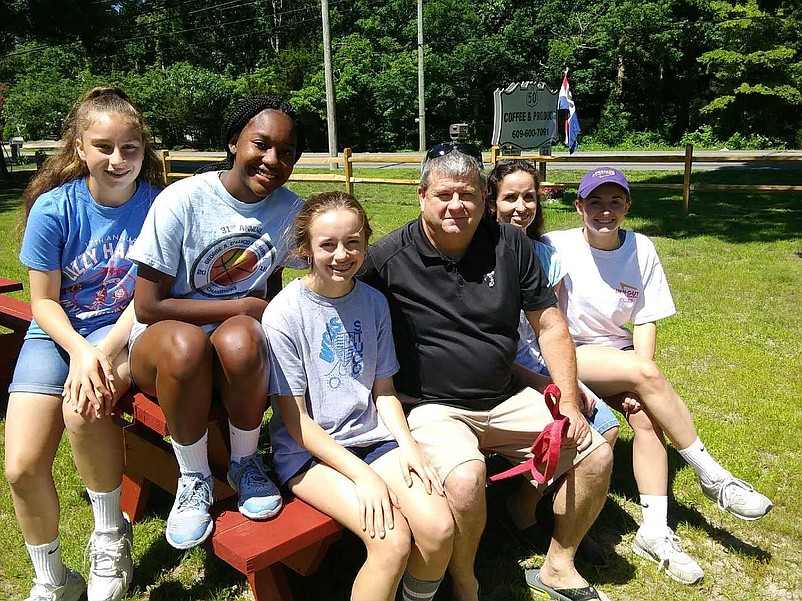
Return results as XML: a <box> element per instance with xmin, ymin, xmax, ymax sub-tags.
<box><xmin>488</xmin><ymin>384</ymin><xmax>567</xmax><ymax>486</ymax></box>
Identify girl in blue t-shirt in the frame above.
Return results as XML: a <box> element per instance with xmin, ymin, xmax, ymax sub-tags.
<box><xmin>5</xmin><ymin>87</ymin><xmax>162</xmax><ymax>601</ymax></box>
<box><xmin>263</xmin><ymin>192</ymin><xmax>453</xmax><ymax>601</ymax></box>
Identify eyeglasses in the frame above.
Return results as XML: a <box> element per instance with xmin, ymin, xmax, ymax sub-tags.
<box><xmin>425</xmin><ymin>142</ymin><xmax>483</xmax><ymax>162</ymax></box>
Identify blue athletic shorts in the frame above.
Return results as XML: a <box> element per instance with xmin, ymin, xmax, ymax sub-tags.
<box><xmin>287</xmin><ymin>440</ymin><xmax>400</xmax><ymax>483</ymax></box>
<box><xmin>8</xmin><ymin>324</ymin><xmax>115</xmax><ymax>396</ymax></box>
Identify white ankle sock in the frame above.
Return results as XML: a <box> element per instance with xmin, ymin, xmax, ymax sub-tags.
<box><xmin>229</xmin><ymin>422</ymin><xmax>260</xmax><ymax>464</ymax></box>
<box><xmin>639</xmin><ymin>494</ymin><xmax>668</xmax><ymax>536</ymax></box>
<box><xmin>26</xmin><ymin>538</ymin><xmax>67</xmax><ymax>586</ymax></box>
<box><xmin>678</xmin><ymin>437</ymin><xmax>731</xmax><ymax>484</ymax></box>
<box><xmin>172</xmin><ymin>431</ymin><xmax>211</xmax><ymax>478</ymax></box>
<box><xmin>87</xmin><ymin>484</ymin><xmax>124</xmax><ymax>532</ymax></box>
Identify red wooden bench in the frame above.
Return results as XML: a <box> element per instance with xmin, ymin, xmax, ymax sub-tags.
<box><xmin>0</xmin><ymin>282</ymin><xmax>342</xmax><ymax>601</ymax></box>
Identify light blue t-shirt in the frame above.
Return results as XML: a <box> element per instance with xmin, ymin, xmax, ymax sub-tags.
<box><xmin>515</xmin><ymin>239</ymin><xmax>566</xmax><ymax>372</ymax></box>
<box><xmin>128</xmin><ymin>171</ymin><xmax>304</xmax><ymax>336</ymax></box>
<box><xmin>19</xmin><ymin>177</ymin><xmax>158</xmax><ymax>338</ymax></box>
<box><xmin>263</xmin><ymin>278</ymin><xmax>399</xmax><ymax>485</ymax></box>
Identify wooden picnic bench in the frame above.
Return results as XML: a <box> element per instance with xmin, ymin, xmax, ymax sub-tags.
<box><xmin>0</xmin><ymin>280</ymin><xmax>342</xmax><ymax>601</ymax></box>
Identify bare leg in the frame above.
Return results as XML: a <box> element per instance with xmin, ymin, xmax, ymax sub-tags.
<box><xmin>63</xmin><ymin>349</ymin><xmax>130</xmax><ymax>492</ymax></box>
<box><xmin>539</xmin><ymin>443</ymin><xmax>612</xmax><ymax>589</ymax></box>
<box><xmin>508</xmin><ymin>422</ymin><xmax>619</xmax><ymax>529</ymax></box>
<box><xmin>627</xmin><ymin>410</ymin><xmax>668</xmax><ymax>496</ymax></box>
<box><xmin>442</xmin><ymin>460</ymin><xmax>486</xmax><ymax>601</ymax></box>
<box><xmin>289</xmin><ymin>463</ymin><xmax>413</xmax><ymax>601</ymax></box>
<box><xmin>576</xmin><ymin>345</ymin><xmax>697</xmax><ymax>449</ymax></box>
<box><xmin>5</xmin><ymin>393</ymin><xmax>65</xmax><ymax>544</ymax></box>
<box><xmin>129</xmin><ymin>320</ymin><xmax>213</xmax><ymax>445</ymax></box>
<box><xmin>209</xmin><ymin>315</ymin><xmax>269</xmax><ymax>430</ymax></box>
<box><xmin>369</xmin><ymin>450</ymin><xmax>454</xmax><ymax>581</ymax></box>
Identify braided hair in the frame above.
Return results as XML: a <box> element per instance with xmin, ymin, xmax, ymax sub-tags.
<box><xmin>197</xmin><ymin>95</ymin><xmax>305</xmax><ymax>174</ymax></box>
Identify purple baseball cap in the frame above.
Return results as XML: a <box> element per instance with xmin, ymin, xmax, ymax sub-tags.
<box><xmin>577</xmin><ymin>167</ymin><xmax>630</xmax><ymax>198</ymax></box>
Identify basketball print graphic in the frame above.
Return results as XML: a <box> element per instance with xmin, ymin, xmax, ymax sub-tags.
<box><xmin>208</xmin><ymin>248</ymin><xmax>260</xmax><ymax>286</ymax></box>
<box><xmin>191</xmin><ymin>232</ymin><xmax>277</xmax><ymax>297</ymax></box>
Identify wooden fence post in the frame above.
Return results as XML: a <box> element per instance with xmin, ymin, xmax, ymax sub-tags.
<box><xmin>159</xmin><ymin>149</ymin><xmax>170</xmax><ymax>186</ymax></box>
<box><xmin>490</xmin><ymin>146</ymin><xmax>499</xmax><ymax>168</ymax></box>
<box><xmin>343</xmin><ymin>148</ymin><xmax>354</xmax><ymax>196</ymax></box>
<box><xmin>682</xmin><ymin>143</ymin><xmax>693</xmax><ymax>214</ymax></box>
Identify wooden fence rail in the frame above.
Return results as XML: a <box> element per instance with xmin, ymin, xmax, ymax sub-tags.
<box><xmin>16</xmin><ymin>144</ymin><xmax>802</xmax><ymax>215</ymax></box>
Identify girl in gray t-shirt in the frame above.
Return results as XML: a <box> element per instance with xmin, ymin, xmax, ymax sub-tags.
<box><xmin>262</xmin><ymin>192</ymin><xmax>453</xmax><ymax>601</ymax></box>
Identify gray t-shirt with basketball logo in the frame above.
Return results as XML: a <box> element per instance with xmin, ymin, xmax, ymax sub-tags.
<box><xmin>263</xmin><ymin>278</ymin><xmax>399</xmax><ymax>485</ymax></box>
<box><xmin>128</xmin><ymin>171</ymin><xmax>303</xmax><ymax>334</ymax></box>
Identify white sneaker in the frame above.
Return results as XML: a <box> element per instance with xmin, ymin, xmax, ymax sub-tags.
<box><xmin>632</xmin><ymin>527</ymin><xmax>704</xmax><ymax>585</ymax></box>
<box><xmin>25</xmin><ymin>569</ymin><xmax>86</xmax><ymax>601</ymax></box>
<box><xmin>700</xmin><ymin>476</ymin><xmax>773</xmax><ymax>521</ymax></box>
<box><xmin>86</xmin><ymin>513</ymin><xmax>133</xmax><ymax>601</ymax></box>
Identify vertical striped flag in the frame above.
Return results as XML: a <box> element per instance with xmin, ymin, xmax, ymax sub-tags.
<box><xmin>558</xmin><ymin>70</ymin><xmax>581</xmax><ymax>154</ymax></box>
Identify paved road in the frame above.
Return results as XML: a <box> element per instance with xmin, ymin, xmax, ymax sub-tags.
<box><xmin>13</xmin><ymin>143</ymin><xmax>802</xmax><ymax>174</ymax></box>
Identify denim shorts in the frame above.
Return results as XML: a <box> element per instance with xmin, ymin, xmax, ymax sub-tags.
<box><xmin>8</xmin><ymin>324</ymin><xmax>115</xmax><ymax>396</ymax></box>
<box><xmin>585</xmin><ymin>398</ymin><xmax>621</xmax><ymax>436</ymax></box>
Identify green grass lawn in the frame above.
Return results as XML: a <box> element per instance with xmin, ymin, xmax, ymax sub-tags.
<box><xmin>1</xmin><ymin>168</ymin><xmax>801</xmax><ymax>600</ymax></box>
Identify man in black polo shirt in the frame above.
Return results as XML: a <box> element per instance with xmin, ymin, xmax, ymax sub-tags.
<box><xmin>359</xmin><ymin>143</ymin><xmax>613</xmax><ymax>601</ymax></box>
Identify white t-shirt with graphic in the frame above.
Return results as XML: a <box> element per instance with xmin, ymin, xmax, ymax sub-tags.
<box><xmin>128</xmin><ymin>171</ymin><xmax>303</xmax><ymax>334</ymax></box>
<box><xmin>543</xmin><ymin>228</ymin><xmax>676</xmax><ymax>349</ymax></box>
<box><xmin>263</xmin><ymin>278</ymin><xmax>399</xmax><ymax>485</ymax></box>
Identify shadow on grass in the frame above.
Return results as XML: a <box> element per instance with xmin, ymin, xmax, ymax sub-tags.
<box><xmin>130</xmin><ymin>487</ymin><xmax>245</xmax><ymax>601</ymax></box>
<box><xmin>608</xmin><ymin>437</ymin><xmax>772</xmax><ymax>563</ymax></box>
<box><xmin>549</xmin><ymin>169</ymin><xmax>802</xmax><ymax>244</ymax></box>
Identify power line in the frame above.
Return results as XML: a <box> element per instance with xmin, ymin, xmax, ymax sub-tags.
<box><xmin>2</xmin><ymin>0</ymin><xmax>343</xmax><ymax>60</ymax></box>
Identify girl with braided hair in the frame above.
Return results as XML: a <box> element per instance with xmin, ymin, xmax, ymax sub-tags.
<box><xmin>5</xmin><ymin>85</ymin><xmax>161</xmax><ymax>601</ymax></box>
<box><xmin>127</xmin><ymin>95</ymin><xmax>305</xmax><ymax>549</ymax></box>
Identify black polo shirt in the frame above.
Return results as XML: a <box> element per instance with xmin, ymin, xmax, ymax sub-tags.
<box><xmin>358</xmin><ymin>216</ymin><xmax>556</xmax><ymax>411</ymax></box>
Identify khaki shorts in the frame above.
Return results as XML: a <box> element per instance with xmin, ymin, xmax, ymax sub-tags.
<box><xmin>406</xmin><ymin>387</ymin><xmax>606</xmax><ymax>489</ymax></box>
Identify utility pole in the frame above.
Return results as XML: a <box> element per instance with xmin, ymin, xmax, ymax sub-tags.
<box><xmin>321</xmin><ymin>0</ymin><xmax>338</xmax><ymax>166</ymax></box>
<box><xmin>417</xmin><ymin>0</ymin><xmax>426</xmax><ymax>151</ymax></box>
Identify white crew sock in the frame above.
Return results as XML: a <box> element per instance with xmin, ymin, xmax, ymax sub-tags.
<box><xmin>26</xmin><ymin>538</ymin><xmax>67</xmax><ymax>586</ymax></box>
<box><xmin>678</xmin><ymin>437</ymin><xmax>731</xmax><ymax>484</ymax></box>
<box><xmin>172</xmin><ymin>430</ymin><xmax>211</xmax><ymax>478</ymax></box>
<box><xmin>638</xmin><ymin>494</ymin><xmax>668</xmax><ymax>536</ymax></box>
<box><xmin>87</xmin><ymin>484</ymin><xmax>125</xmax><ymax>532</ymax></box>
<box><xmin>229</xmin><ymin>422</ymin><xmax>260</xmax><ymax>464</ymax></box>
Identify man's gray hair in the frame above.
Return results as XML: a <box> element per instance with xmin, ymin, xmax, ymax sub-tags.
<box><xmin>420</xmin><ymin>150</ymin><xmax>487</xmax><ymax>190</ymax></box>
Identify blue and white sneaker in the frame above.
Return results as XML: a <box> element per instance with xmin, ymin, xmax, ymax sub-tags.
<box><xmin>165</xmin><ymin>473</ymin><xmax>214</xmax><ymax>549</ymax></box>
<box><xmin>227</xmin><ymin>454</ymin><xmax>283</xmax><ymax>520</ymax></box>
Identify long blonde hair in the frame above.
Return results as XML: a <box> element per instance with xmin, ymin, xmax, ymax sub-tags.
<box><xmin>22</xmin><ymin>86</ymin><xmax>163</xmax><ymax>220</ymax></box>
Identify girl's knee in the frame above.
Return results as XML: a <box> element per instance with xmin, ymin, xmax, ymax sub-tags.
<box><xmin>628</xmin><ymin>409</ymin><xmax>657</xmax><ymax>433</ymax></box>
<box><xmin>213</xmin><ymin>318</ymin><xmax>268</xmax><ymax>373</ymax></box>
<box><xmin>634</xmin><ymin>358</ymin><xmax>666</xmax><ymax>390</ymax></box>
<box><xmin>364</xmin><ymin>524</ymin><xmax>412</xmax><ymax>570</ymax></box>
<box><xmin>5</xmin><ymin>454</ymin><xmax>46</xmax><ymax>495</ymax></box>
<box><xmin>412</xmin><ymin>505</ymin><xmax>455</xmax><ymax>554</ymax></box>
<box><xmin>155</xmin><ymin>325</ymin><xmax>213</xmax><ymax>379</ymax></box>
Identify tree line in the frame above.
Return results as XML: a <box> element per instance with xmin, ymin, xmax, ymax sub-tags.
<box><xmin>1</xmin><ymin>0</ymin><xmax>800</xmax><ymax>151</ymax></box>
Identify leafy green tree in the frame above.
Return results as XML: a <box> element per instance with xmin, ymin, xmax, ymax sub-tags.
<box><xmin>698</xmin><ymin>0</ymin><xmax>801</xmax><ymax>146</ymax></box>
<box><xmin>124</xmin><ymin>63</ymin><xmax>235</xmax><ymax>148</ymax></box>
<box><xmin>1</xmin><ymin>45</ymin><xmax>97</xmax><ymax>139</ymax></box>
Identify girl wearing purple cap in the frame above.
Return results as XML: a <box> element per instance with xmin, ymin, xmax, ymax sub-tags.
<box><xmin>543</xmin><ymin>166</ymin><xmax>773</xmax><ymax>585</ymax></box>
